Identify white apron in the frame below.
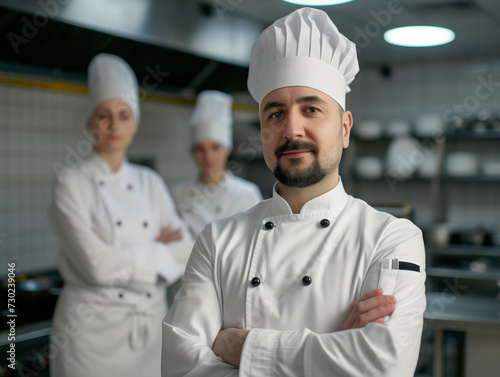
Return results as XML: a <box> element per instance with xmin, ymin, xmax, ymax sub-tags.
<box><xmin>49</xmin><ymin>154</ymin><xmax>193</xmax><ymax>377</ymax></box>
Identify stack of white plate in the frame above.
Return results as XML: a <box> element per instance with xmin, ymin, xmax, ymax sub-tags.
<box><xmin>386</xmin><ymin>136</ymin><xmax>422</xmax><ymax>179</ymax></box>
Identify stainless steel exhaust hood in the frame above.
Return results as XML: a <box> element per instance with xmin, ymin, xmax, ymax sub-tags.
<box><xmin>0</xmin><ymin>0</ymin><xmax>265</xmax><ymax>93</ymax></box>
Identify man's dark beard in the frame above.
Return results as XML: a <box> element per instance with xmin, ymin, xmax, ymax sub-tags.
<box><xmin>273</xmin><ymin>140</ymin><xmax>327</xmax><ymax>188</ymax></box>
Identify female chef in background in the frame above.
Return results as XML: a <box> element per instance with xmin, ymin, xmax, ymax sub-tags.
<box><xmin>48</xmin><ymin>53</ymin><xmax>193</xmax><ymax>377</ymax></box>
<box><xmin>172</xmin><ymin>90</ymin><xmax>262</xmax><ymax>238</ymax></box>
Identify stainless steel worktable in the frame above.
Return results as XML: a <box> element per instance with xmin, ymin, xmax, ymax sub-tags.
<box><xmin>424</xmin><ymin>292</ymin><xmax>500</xmax><ymax>377</ymax></box>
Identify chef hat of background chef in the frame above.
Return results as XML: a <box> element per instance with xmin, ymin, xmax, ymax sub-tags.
<box><xmin>87</xmin><ymin>53</ymin><xmax>140</xmax><ymax>122</ymax></box>
<box><xmin>247</xmin><ymin>7</ymin><xmax>359</xmax><ymax>110</ymax></box>
<box><xmin>190</xmin><ymin>90</ymin><xmax>233</xmax><ymax>149</ymax></box>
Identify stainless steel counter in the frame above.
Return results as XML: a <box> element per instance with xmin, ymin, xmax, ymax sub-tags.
<box><xmin>424</xmin><ymin>292</ymin><xmax>500</xmax><ymax>377</ymax></box>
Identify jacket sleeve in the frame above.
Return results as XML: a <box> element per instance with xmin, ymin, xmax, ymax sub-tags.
<box><xmin>142</xmin><ymin>174</ymin><xmax>194</xmax><ymax>284</ymax></box>
<box><xmin>239</xmin><ymin>219</ymin><xmax>426</xmax><ymax>377</ymax></box>
<box><xmin>161</xmin><ymin>227</ymin><xmax>238</xmax><ymax>377</ymax></box>
<box><xmin>49</xmin><ymin>174</ymin><xmax>191</xmax><ymax>290</ymax></box>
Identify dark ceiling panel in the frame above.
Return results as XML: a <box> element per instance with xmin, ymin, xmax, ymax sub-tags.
<box><xmin>0</xmin><ymin>6</ymin><xmax>249</xmax><ymax>94</ymax></box>
<box><xmin>199</xmin><ymin>63</ymin><xmax>249</xmax><ymax>93</ymax></box>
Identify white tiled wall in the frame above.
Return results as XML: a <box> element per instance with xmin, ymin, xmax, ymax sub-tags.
<box><xmin>1</xmin><ymin>55</ymin><xmax>500</xmax><ymax>273</ymax></box>
<box><xmin>0</xmin><ymin>75</ymin><xmax>202</xmax><ymax>274</ymax></box>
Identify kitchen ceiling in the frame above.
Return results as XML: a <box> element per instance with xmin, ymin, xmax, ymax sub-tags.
<box><xmin>0</xmin><ymin>0</ymin><xmax>499</xmax><ymax>95</ymax></box>
<box><xmin>203</xmin><ymin>0</ymin><xmax>500</xmax><ymax>66</ymax></box>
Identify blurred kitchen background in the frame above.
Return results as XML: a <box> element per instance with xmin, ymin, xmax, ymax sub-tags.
<box><xmin>0</xmin><ymin>0</ymin><xmax>499</xmax><ymax>376</ymax></box>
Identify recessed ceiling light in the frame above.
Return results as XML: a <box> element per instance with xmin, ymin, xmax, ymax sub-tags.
<box><xmin>384</xmin><ymin>26</ymin><xmax>455</xmax><ymax>47</ymax></box>
<box><xmin>282</xmin><ymin>0</ymin><xmax>353</xmax><ymax>6</ymax></box>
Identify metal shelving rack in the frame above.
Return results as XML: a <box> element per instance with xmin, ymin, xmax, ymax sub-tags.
<box><xmin>346</xmin><ymin>130</ymin><xmax>500</xmax><ymax>281</ymax></box>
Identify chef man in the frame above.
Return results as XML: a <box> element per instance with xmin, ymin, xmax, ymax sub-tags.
<box><xmin>48</xmin><ymin>53</ymin><xmax>193</xmax><ymax>377</ymax></box>
<box><xmin>172</xmin><ymin>90</ymin><xmax>263</xmax><ymax>238</ymax></box>
<box><xmin>162</xmin><ymin>7</ymin><xmax>426</xmax><ymax>377</ymax></box>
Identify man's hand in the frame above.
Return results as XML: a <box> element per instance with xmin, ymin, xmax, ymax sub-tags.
<box><xmin>338</xmin><ymin>288</ymin><xmax>396</xmax><ymax>331</ymax></box>
<box><xmin>157</xmin><ymin>227</ymin><xmax>182</xmax><ymax>244</ymax></box>
<box><xmin>212</xmin><ymin>328</ymin><xmax>250</xmax><ymax>367</ymax></box>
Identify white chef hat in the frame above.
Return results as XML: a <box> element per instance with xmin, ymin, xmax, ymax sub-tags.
<box><xmin>87</xmin><ymin>53</ymin><xmax>140</xmax><ymax>122</ymax></box>
<box><xmin>247</xmin><ymin>7</ymin><xmax>359</xmax><ymax>110</ymax></box>
<box><xmin>190</xmin><ymin>90</ymin><xmax>233</xmax><ymax>149</ymax></box>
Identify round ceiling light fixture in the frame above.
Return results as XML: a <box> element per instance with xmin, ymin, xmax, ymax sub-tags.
<box><xmin>282</xmin><ymin>0</ymin><xmax>353</xmax><ymax>6</ymax></box>
<box><xmin>384</xmin><ymin>26</ymin><xmax>455</xmax><ymax>47</ymax></box>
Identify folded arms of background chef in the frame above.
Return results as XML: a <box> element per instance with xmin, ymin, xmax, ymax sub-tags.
<box><xmin>162</xmin><ymin>220</ymin><xmax>426</xmax><ymax>377</ymax></box>
<box><xmin>48</xmin><ymin>173</ymin><xmax>194</xmax><ymax>291</ymax></box>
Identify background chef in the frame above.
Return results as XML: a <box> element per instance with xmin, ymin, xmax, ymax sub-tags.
<box><xmin>162</xmin><ymin>7</ymin><xmax>426</xmax><ymax>377</ymax></box>
<box><xmin>172</xmin><ymin>90</ymin><xmax>262</xmax><ymax>238</ymax></box>
<box><xmin>48</xmin><ymin>53</ymin><xmax>193</xmax><ymax>377</ymax></box>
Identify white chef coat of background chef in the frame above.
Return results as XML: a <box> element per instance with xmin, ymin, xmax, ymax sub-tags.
<box><xmin>48</xmin><ymin>53</ymin><xmax>193</xmax><ymax>377</ymax></box>
<box><xmin>162</xmin><ymin>180</ymin><xmax>426</xmax><ymax>376</ymax></box>
<box><xmin>172</xmin><ymin>90</ymin><xmax>262</xmax><ymax>237</ymax></box>
<box><xmin>172</xmin><ymin>171</ymin><xmax>262</xmax><ymax>237</ymax></box>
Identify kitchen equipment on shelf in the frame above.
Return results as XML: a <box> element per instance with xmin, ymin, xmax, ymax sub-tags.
<box><xmin>385</xmin><ymin>136</ymin><xmax>422</xmax><ymax>179</ymax></box>
<box><xmin>470</xmin><ymin>109</ymin><xmax>491</xmax><ymax>134</ymax></box>
<box><xmin>469</xmin><ymin>258</ymin><xmax>491</xmax><ymax>273</ymax></box>
<box><xmin>386</xmin><ymin>120</ymin><xmax>411</xmax><ymax>137</ymax></box>
<box><xmin>424</xmin><ymin>223</ymin><xmax>450</xmax><ymax>248</ymax></box>
<box><xmin>1</xmin><ymin>272</ymin><xmax>62</xmax><ymax>329</ymax></box>
<box><xmin>448</xmin><ymin>114</ymin><xmax>467</xmax><ymax>130</ymax></box>
<box><xmin>354</xmin><ymin>119</ymin><xmax>383</xmax><ymax>140</ymax></box>
<box><xmin>414</xmin><ymin>113</ymin><xmax>445</xmax><ymax>138</ymax></box>
<box><xmin>353</xmin><ymin>156</ymin><xmax>384</xmax><ymax>179</ymax></box>
<box><xmin>449</xmin><ymin>228</ymin><xmax>493</xmax><ymax>246</ymax></box>
<box><xmin>491</xmin><ymin>113</ymin><xmax>500</xmax><ymax>132</ymax></box>
<box><xmin>373</xmin><ymin>203</ymin><xmax>413</xmax><ymax>220</ymax></box>
<box><xmin>482</xmin><ymin>159</ymin><xmax>500</xmax><ymax>177</ymax></box>
<box><xmin>445</xmin><ymin>152</ymin><xmax>479</xmax><ymax>177</ymax></box>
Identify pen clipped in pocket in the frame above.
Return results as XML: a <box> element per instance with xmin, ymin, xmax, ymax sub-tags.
<box><xmin>378</xmin><ymin>258</ymin><xmax>421</xmax><ymax>295</ymax></box>
<box><xmin>378</xmin><ymin>258</ymin><xmax>399</xmax><ymax>296</ymax></box>
<box><xmin>377</xmin><ymin>258</ymin><xmax>421</xmax><ymax>322</ymax></box>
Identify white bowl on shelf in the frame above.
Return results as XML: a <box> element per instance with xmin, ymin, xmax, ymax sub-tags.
<box><xmin>354</xmin><ymin>156</ymin><xmax>384</xmax><ymax>179</ymax></box>
<box><xmin>386</xmin><ymin>120</ymin><xmax>411</xmax><ymax>137</ymax></box>
<box><xmin>354</xmin><ymin>120</ymin><xmax>383</xmax><ymax>140</ymax></box>
<box><xmin>482</xmin><ymin>159</ymin><xmax>500</xmax><ymax>177</ymax></box>
<box><xmin>445</xmin><ymin>152</ymin><xmax>479</xmax><ymax>177</ymax></box>
<box><xmin>414</xmin><ymin>113</ymin><xmax>445</xmax><ymax>138</ymax></box>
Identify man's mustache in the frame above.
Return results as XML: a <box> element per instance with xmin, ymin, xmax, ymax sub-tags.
<box><xmin>275</xmin><ymin>140</ymin><xmax>319</xmax><ymax>157</ymax></box>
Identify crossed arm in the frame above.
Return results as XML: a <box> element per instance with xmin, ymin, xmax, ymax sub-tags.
<box><xmin>212</xmin><ymin>288</ymin><xmax>396</xmax><ymax>367</ymax></box>
<box><xmin>162</xmin><ymin>221</ymin><xmax>425</xmax><ymax>377</ymax></box>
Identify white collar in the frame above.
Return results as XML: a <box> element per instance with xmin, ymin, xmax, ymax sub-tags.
<box><xmin>89</xmin><ymin>152</ymin><xmax>131</xmax><ymax>187</ymax></box>
<box><xmin>90</xmin><ymin>152</ymin><xmax>129</xmax><ymax>177</ymax></box>
<box><xmin>271</xmin><ymin>177</ymin><xmax>348</xmax><ymax>216</ymax></box>
<box><xmin>196</xmin><ymin>170</ymin><xmax>233</xmax><ymax>189</ymax></box>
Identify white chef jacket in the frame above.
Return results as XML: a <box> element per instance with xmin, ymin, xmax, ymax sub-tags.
<box><xmin>48</xmin><ymin>153</ymin><xmax>194</xmax><ymax>377</ymax></box>
<box><xmin>161</xmin><ymin>178</ymin><xmax>426</xmax><ymax>377</ymax></box>
<box><xmin>172</xmin><ymin>171</ymin><xmax>263</xmax><ymax>237</ymax></box>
